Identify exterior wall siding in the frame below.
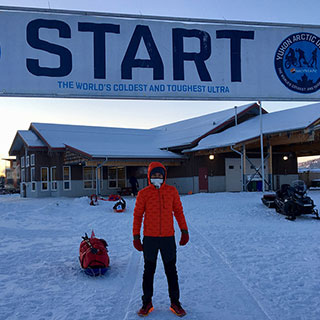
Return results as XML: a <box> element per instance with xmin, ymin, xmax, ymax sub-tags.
<box><xmin>208</xmin><ymin>176</ymin><xmax>226</xmax><ymax>192</ymax></box>
<box><xmin>299</xmin><ymin>171</ymin><xmax>320</xmax><ymax>188</ymax></box>
<box><xmin>166</xmin><ymin>177</ymin><xmax>196</xmax><ymax>194</ymax></box>
<box><xmin>21</xmin><ymin>176</ymin><xmax>151</xmax><ymax>198</ymax></box>
<box><xmin>22</xmin><ymin>180</ymin><xmax>100</xmax><ymax>198</ymax></box>
<box><xmin>274</xmin><ymin>174</ymin><xmax>299</xmax><ymax>191</ymax></box>
<box><xmin>21</xmin><ymin>173</ymin><xmax>298</xmax><ymax>197</ymax></box>
<box><xmin>272</xmin><ymin>153</ymin><xmax>298</xmax><ymax>175</ymax></box>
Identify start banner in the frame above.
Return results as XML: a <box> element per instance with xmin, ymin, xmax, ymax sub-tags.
<box><xmin>0</xmin><ymin>6</ymin><xmax>320</xmax><ymax>100</ymax></box>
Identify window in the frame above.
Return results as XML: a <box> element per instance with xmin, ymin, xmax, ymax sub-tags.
<box><xmin>41</xmin><ymin>167</ymin><xmax>49</xmax><ymax>191</ymax></box>
<box><xmin>108</xmin><ymin>166</ymin><xmax>126</xmax><ymax>189</ymax></box>
<box><xmin>63</xmin><ymin>166</ymin><xmax>71</xmax><ymax>190</ymax></box>
<box><xmin>31</xmin><ymin>167</ymin><xmax>35</xmax><ymax>182</ymax></box>
<box><xmin>51</xmin><ymin>167</ymin><xmax>57</xmax><ymax>191</ymax></box>
<box><xmin>26</xmin><ymin>156</ymin><xmax>30</xmax><ymax>168</ymax></box>
<box><xmin>31</xmin><ymin>182</ymin><xmax>36</xmax><ymax>192</ymax></box>
<box><xmin>108</xmin><ymin>167</ymin><xmax>117</xmax><ymax>188</ymax></box>
<box><xmin>21</xmin><ymin>168</ymin><xmax>25</xmax><ymax>182</ymax></box>
<box><xmin>118</xmin><ymin>167</ymin><xmax>126</xmax><ymax>188</ymax></box>
<box><xmin>83</xmin><ymin>167</ymin><xmax>96</xmax><ymax>189</ymax></box>
<box><xmin>31</xmin><ymin>154</ymin><xmax>35</xmax><ymax>166</ymax></box>
<box><xmin>21</xmin><ymin>156</ymin><xmax>25</xmax><ymax>168</ymax></box>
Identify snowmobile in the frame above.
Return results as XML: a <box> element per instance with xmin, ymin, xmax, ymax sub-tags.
<box><xmin>262</xmin><ymin>180</ymin><xmax>319</xmax><ymax>221</ymax></box>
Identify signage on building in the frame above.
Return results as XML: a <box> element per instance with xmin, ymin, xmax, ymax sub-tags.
<box><xmin>0</xmin><ymin>6</ymin><xmax>320</xmax><ymax>100</ymax></box>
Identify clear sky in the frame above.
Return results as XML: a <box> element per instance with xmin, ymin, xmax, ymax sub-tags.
<box><xmin>1</xmin><ymin>0</ymin><xmax>320</xmax><ymax>174</ymax></box>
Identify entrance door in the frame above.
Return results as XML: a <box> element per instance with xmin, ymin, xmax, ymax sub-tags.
<box><xmin>22</xmin><ymin>183</ymin><xmax>27</xmax><ymax>198</ymax></box>
<box><xmin>199</xmin><ymin>167</ymin><xmax>208</xmax><ymax>192</ymax></box>
<box><xmin>225</xmin><ymin>158</ymin><xmax>269</xmax><ymax>192</ymax></box>
<box><xmin>225</xmin><ymin>158</ymin><xmax>242</xmax><ymax>192</ymax></box>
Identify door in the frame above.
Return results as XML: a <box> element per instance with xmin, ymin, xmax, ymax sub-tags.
<box><xmin>22</xmin><ymin>183</ymin><xmax>27</xmax><ymax>198</ymax></box>
<box><xmin>225</xmin><ymin>158</ymin><xmax>242</xmax><ymax>192</ymax></box>
<box><xmin>199</xmin><ymin>167</ymin><xmax>208</xmax><ymax>192</ymax></box>
<box><xmin>225</xmin><ymin>158</ymin><xmax>269</xmax><ymax>192</ymax></box>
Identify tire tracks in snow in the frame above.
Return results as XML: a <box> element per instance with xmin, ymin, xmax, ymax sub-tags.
<box><xmin>108</xmin><ymin>250</ymin><xmax>142</xmax><ymax>320</ymax></box>
<box><xmin>188</xmin><ymin>224</ymin><xmax>273</xmax><ymax>320</ymax></box>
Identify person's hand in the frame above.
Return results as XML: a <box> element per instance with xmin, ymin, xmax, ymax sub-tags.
<box><xmin>179</xmin><ymin>230</ymin><xmax>189</xmax><ymax>246</ymax></box>
<box><xmin>133</xmin><ymin>235</ymin><xmax>143</xmax><ymax>251</ymax></box>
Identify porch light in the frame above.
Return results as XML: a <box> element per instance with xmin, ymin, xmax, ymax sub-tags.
<box><xmin>283</xmin><ymin>155</ymin><xmax>288</xmax><ymax>161</ymax></box>
<box><xmin>209</xmin><ymin>154</ymin><xmax>215</xmax><ymax>160</ymax></box>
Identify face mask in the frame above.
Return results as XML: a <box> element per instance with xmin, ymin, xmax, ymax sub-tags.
<box><xmin>151</xmin><ymin>178</ymin><xmax>163</xmax><ymax>188</ymax></box>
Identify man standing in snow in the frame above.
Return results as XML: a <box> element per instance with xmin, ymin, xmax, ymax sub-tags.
<box><xmin>133</xmin><ymin>161</ymin><xmax>189</xmax><ymax>317</ymax></box>
<box><xmin>129</xmin><ymin>175</ymin><xmax>139</xmax><ymax>196</ymax></box>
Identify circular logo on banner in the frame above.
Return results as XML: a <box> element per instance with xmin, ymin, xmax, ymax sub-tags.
<box><xmin>274</xmin><ymin>32</ymin><xmax>320</xmax><ymax>93</ymax></box>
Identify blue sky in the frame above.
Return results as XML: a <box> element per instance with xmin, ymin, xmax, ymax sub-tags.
<box><xmin>1</xmin><ymin>0</ymin><xmax>320</xmax><ymax>173</ymax></box>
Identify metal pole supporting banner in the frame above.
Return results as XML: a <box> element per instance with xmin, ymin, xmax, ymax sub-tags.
<box><xmin>259</xmin><ymin>101</ymin><xmax>265</xmax><ymax>192</ymax></box>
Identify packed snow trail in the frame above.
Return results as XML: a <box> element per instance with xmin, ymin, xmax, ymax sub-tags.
<box><xmin>187</xmin><ymin>225</ymin><xmax>272</xmax><ymax>320</ymax></box>
<box><xmin>108</xmin><ymin>251</ymin><xmax>142</xmax><ymax>320</ymax></box>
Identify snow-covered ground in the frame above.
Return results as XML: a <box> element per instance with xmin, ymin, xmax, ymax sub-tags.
<box><xmin>1</xmin><ymin>191</ymin><xmax>320</xmax><ymax>320</ymax></box>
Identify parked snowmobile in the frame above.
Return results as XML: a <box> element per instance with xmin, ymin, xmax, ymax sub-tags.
<box><xmin>262</xmin><ymin>180</ymin><xmax>319</xmax><ymax>221</ymax></box>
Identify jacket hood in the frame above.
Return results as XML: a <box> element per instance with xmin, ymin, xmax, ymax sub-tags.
<box><xmin>147</xmin><ymin>162</ymin><xmax>167</xmax><ymax>185</ymax></box>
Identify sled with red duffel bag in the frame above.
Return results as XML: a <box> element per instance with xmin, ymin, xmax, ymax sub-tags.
<box><xmin>90</xmin><ymin>194</ymin><xmax>121</xmax><ymax>206</ymax></box>
<box><xmin>79</xmin><ymin>230</ymin><xmax>110</xmax><ymax>276</ymax></box>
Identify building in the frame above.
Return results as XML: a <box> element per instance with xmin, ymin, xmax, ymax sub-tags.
<box><xmin>3</xmin><ymin>158</ymin><xmax>20</xmax><ymax>191</ymax></box>
<box><xmin>8</xmin><ymin>102</ymin><xmax>320</xmax><ymax>197</ymax></box>
<box><xmin>187</xmin><ymin>103</ymin><xmax>320</xmax><ymax>192</ymax></box>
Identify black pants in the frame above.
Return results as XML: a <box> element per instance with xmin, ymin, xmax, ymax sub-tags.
<box><xmin>131</xmin><ymin>185</ymin><xmax>138</xmax><ymax>196</ymax></box>
<box><xmin>142</xmin><ymin>236</ymin><xmax>179</xmax><ymax>304</ymax></box>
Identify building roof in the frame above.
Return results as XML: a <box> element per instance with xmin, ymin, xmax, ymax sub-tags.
<box><xmin>188</xmin><ymin>103</ymin><xmax>320</xmax><ymax>152</ymax></box>
<box><xmin>18</xmin><ymin>130</ymin><xmax>46</xmax><ymax>147</ymax></box>
<box><xmin>9</xmin><ymin>102</ymin><xmax>319</xmax><ymax>160</ymax></box>
<box><xmin>154</xmin><ymin>103</ymin><xmax>261</xmax><ymax>149</ymax></box>
<box><xmin>9</xmin><ymin>130</ymin><xmax>46</xmax><ymax>155</ymax></box>
<box><xmin>29</xmin><ymin>123</ymin><xmax>183</xmax><ymax>159</ymax></box>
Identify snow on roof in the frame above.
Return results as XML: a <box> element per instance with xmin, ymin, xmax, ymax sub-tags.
<box><xmin>30</xmin><ymin>123</ymin><xmax>182</xmax><ymax>159</ymax></box>
<box><xmin>10</xmin><ymin>103</ymin><xmax>319</xmax><ymax>159</ymax></box>
<box><xmin>9</xmin><ymin>130</ymin><xmax>46</xmax><ymax>155</ymax></box>
<box><xmin>154</xmin><ymin>103</ymin><xmax>257</xmax><ymax>148</ymax></box>
<box><xmin>18</xmin><ymin>130</ymin><xmax>46</xmax><ymax>147</ymax></box>
<box><xmin>189</xmin><ymin>103</ymin><xmax>320</xmax><ymax>152</ymax></box>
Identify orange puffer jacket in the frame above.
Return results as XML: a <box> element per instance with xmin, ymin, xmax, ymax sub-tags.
<box><xmin>133</xmin><ymin>162</ymin><xmax>188</xmax><ymax>237</ymax></box>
